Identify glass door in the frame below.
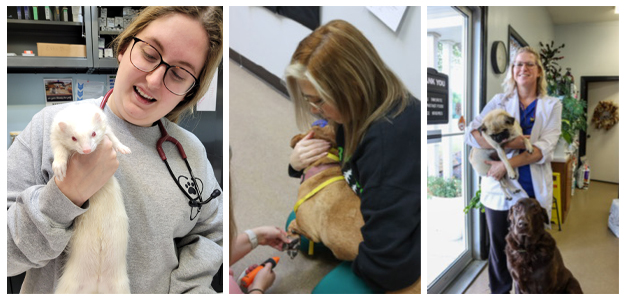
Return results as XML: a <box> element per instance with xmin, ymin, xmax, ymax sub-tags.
<box><xmin>426</xmin><ymin>6</ymin><xmax>474</xmax><ymax>293</ymax></box>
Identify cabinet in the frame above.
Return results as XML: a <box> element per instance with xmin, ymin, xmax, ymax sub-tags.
<box><xmin>7</xmin><ymin>6</ymin><xmax>142</xmax><ymax>73</ymax></box>
<box><xmin>89</xmin><ymin>6</ymin><xmax>143</xmax><ymax>70</ymax></box>
<box><xmin>7</xmin><ymin>10</ymin><xmax>93</xmax><ymax>70</ymax></box>
<box><xmin>551</xmin><ymin>155</ymin><xmax>575</xmax><ymax>223</ymax></box>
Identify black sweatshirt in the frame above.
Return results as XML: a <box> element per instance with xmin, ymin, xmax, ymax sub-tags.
<box><xmin>289</xmin><ymin>96</ymin><xmax>421</xmax><ymax>291</ymax></box>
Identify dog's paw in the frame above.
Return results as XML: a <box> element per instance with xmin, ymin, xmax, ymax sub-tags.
<box><xmin>505</xmin><ymin>196</ymin><xmax>513</xmax><ymax>201</ymax></box>
<box><xmin>513</xmin><ymin>189</ymin><xmax>521</xmax><ymax>194</ymax></box>
<box><xmin>509</xmin><ymin>174</ymin><xmax>518</xmax><ymax>180</ymax></box>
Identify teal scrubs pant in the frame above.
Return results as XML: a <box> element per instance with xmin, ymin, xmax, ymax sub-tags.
<box><xmin>286</xmin><ymin>211</ymin><xmax>379</xmax><ymax>294</ymax></box>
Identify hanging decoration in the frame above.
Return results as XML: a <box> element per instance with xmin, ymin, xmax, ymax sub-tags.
<box><xmin>591</xmin><ymin>100</ymin><xmax>619</xmax><ymax>130</ymax></box>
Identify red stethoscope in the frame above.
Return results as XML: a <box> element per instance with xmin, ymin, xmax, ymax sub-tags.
<box><xmin>100</xmin><ymin>89</ymin><xmax>221</xmax><ymax>220</ymax></box>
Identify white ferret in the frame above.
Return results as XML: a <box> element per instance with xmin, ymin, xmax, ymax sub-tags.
<box><xmin>51</xmin><ymin>102</ymin><xmax>131</xmax><ymax>294</ymax></box>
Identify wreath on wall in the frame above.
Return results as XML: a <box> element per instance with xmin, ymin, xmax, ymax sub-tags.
<box><xmin>591</xmin><ymin>100</ymin><xmax>619</xmax><ymax>130</ymax></box>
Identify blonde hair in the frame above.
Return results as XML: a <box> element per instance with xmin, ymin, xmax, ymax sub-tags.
<box><xmin>285</xmin><ymin>19</ymin><xmax>412</xmax><ymax>161</ymax></box>
<box><xmin>502</xmin><ymin>46</ymin><xmax>547</xmax><ymax>98</ymax></box>
<box><xmin>112</xmin><ymin>6</ymin><xmax>223</xmax><ymax>123</ymax></box>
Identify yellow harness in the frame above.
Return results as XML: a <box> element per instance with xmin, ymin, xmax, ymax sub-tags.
<box><xmin>293</xmin><ymin>150</ymin><xmax>342</xmax><ymax>255</ymax></box>
<box><xmin>293</xmin><ymin>176</ymin><xmax>345</xmax><ymax>213</ymax></box>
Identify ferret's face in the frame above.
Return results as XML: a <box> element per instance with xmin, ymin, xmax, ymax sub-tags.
<box><xmin>64</xmin><ymin>129</ymin><xmax>104</xmax><ymax>154</ymax></box>
<box><xmin>109</xmin><ymin>13</ymin><xmax>209</xmax><ymax>127</ymax></box>
<box><xmin>57</xmin><ymin>113</ymin><xmax>107</xmax><ymax>154</ymax></box>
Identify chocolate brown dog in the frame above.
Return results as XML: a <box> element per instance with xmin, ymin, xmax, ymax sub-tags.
<box><xmin>288</xmin><ymin>125</ymin><xmax>364</xmax><ymax>261</ymax></box>
<box><xmin>505</xmin><ymin>198</ymin><xmax>583</xmax><ymax>293</ymax></box>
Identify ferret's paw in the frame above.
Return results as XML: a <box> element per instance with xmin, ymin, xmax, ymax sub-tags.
<box><xmin>508</xmin><ymin>173</ymin><xmax>518</xmax><ymax>180</ymax></box>
<box><xmin>115</xmin><ymin>144</ymin><xmax>132</xmax><ymax>154</ymax></box>
<box><xmin>52</xmin><ymin>161</ymin><xmax>67</xmax><ymax>181</ymax></box>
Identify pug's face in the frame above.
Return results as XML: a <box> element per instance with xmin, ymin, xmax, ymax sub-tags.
<box><xmin>479</xmin><ymin>109</ymin><xmax>516</xmax><ymax>144</ymax></box>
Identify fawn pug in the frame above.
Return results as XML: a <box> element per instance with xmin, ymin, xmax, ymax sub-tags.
<box><xmin>469</xmin><ymin>109</ymin><xmax>533</xmax><ymax>200</ymax></box>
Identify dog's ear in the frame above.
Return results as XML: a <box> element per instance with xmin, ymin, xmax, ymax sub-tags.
<box><xmin>290</xmin><ymin>133</ymin><xmax>307</xmax><ymax>148</ymax></box>
<box><xmin>507</xmin><ymin>206</ymin><xmax>516</xmax><ymax>230</ymax></box>
<box><xmin>541</xmin><ymin>207</ymin><xmax>550</xmax><ymax>225</ymax></box>
<box><xmin>505</xmin><ymin>116</ymin><xmax>515</xmax><ymax>126</ymax></box>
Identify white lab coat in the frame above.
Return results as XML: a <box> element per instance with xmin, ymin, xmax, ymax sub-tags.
<box><xmin>465</xmin><ymin>91</ymin><xmax>562</xmax><ymax>214</ymax></box>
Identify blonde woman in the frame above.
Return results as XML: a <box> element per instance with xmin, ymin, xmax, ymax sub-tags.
<box><xmin>8</xmin><ymin>7</ymin><xmax>223</xmax><ymax>293</ymax></box>
<box><xmin>464</xmin><ymin>46</ymin><xmax>562</xmax><ymax>293</ymax></box>
<box><xmin>285</xmin><ymin>20</ymin><xmax>420</xmax><ymax>293</ymax></box>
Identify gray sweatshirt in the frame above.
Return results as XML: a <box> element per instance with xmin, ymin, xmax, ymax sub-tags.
<box><xmin>7</xmin><ymin>98</ymin><xmax>223</xmax><ymax>293</ymax></box>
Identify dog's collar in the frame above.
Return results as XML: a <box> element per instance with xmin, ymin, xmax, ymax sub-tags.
<box><xmin>301</xmin><ymin>148</ymin><xmax>341</xmax><ymax>181</ymax></box>
<box><xmin>303</xmin><ymin>163</ymin><xmax>339</xmax><ymax>181</ymax></box>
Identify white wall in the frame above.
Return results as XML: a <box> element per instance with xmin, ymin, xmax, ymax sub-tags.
<box><xmin>230</xmin><ymin>6</ymin><xmax>422</xmax><ymax>97</ymax></box>
<box><xmin>554</xmin><ymin>21</ymin><xmax>619</xmax><ymax>82</ymax></box>
<box><xmin>486</xmin><ymin>7</ymin><xmax>555</xmax><ymax>101</ymax></box>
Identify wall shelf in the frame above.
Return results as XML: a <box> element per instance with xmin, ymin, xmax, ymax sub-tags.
<box><xmin>6</xmin><ymin>6</ymin><xmax>144</xmax><ymax>73</ymax></box>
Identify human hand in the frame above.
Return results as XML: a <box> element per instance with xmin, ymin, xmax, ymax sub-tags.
<box><xmin>247</xmin><ymin>263</ymin><xmax>276</xmax><ymax>294</ymax></box>
<box><xmin>55</xmin><ymin>136</ymin><xmax>119</xmax><ymax>207</ymax></box>
<box><xmin>504</xmin><ymin>135</ymin><xmax>531</xmax><ymax>150</ymax></box>
<box><xmin>290</xmin><ymin>131</ymin><xmax>331</xmax><ymax>171</ymax></box>
<box><xmin>485</xmin><ymin>160</ymin><xmax>507</xmax><ymax>181</ymax></box>
<box><xmin>253</xmin><ymin>226</ymin><xmax>291</xmax><ymax>251</ymax></box>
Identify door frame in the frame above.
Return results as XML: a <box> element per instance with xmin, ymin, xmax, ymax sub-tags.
<box><xmin>578</xmin><ymin>76</ymin><xmax>619</xmax><ymax>159</ymax></box>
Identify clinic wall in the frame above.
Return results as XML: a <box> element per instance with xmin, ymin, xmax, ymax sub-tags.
<box><xmin>554</xmin><ymin>21</ymin><xmax>619</xmax><ymax>81</ymax></box>
<box><xmin>6</xmin><ymin>73</ymin><xmax>113</xmax><ymax>148</ymax></box>
<box><xmin>230</xmin><ymin>6</ymin><xmax>422</xmax><ymax>98</ymax></box>
<box><xmin>485</xmin><ymin>7</ymin><xmax>554</xmax><ymax>104</ymax></box>
<box><xmin>6</xmin><ymin>71</ymin><xmax>224</xmax><ymax>185</ymax></box>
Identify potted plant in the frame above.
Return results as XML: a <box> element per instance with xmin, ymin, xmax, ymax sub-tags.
<box><xmin>463</xmin><ymin>188</ymin><xmax>484</xmax><ymax>214</ymax></box>
<box><xmin>539</xmin><ymin>41</ymin><xmax>588</xmax><ymax>145</ymax></box>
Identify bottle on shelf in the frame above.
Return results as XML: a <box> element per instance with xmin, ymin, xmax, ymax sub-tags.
<box><xmin>44</xmin><ymin>6</ymin><xmax>51</xmax><ymax>21</ymax></box>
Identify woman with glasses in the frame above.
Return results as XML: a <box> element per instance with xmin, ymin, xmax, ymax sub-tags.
<box><xmin>464</xmin><ymin>46</ymin><xmax>562</xmax><ymax>293</ymax></box>
<box><xmin>284</xmin><ymin>20</ymin><xmax>421</xmax><ymax>293</ymax></box>
<box><xmin>7</xmin><ymin>7</ymin><xmax>223</xmax><ymax>293</ymax></box>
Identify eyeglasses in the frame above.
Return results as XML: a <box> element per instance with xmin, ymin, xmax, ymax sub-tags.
<box><xmin>513</xmin><ymin>61</ymin><xmax>537</xmax><ymax>69</ymax></box>
<box><xmin>304</xmin><ymin>95</ymin><xmax>325</xmax><ymax>110</ymax></box>
<box><xmin>130</xmin><ymin>37</ymin><xmax>198</xmax><ymax>96</ymax></box>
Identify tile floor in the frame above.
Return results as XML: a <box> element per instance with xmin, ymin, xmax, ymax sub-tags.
<box><xmin>463</xmin><ymin>180</ymin><xmax>619</xmax><ymax>294</ymax></box>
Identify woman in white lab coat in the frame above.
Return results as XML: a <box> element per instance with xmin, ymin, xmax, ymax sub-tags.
<box><xmin>464</xmin><ymin>46</ymin><xmax>562</xmax><ymax>293</ymax></box>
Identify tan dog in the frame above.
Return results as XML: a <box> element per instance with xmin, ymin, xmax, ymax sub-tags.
<box><xmin>288</xmin><ymin>125</ymin><xmax>364</xmax><ymax>261</ymax></box>
<box><xmin>289</xmin><ymin>126</ymin><xmax>421</xmax><ymax>293</ymax></box>
<box><xmin>469</xmin><ymin>109</ymin><xmax>534</xmax><ymax>200</ymax></box>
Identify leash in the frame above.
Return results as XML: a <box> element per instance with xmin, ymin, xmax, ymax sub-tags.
<box><xmin>294</xmin><ymin>149</ymin><xmax>343</xmax><ymax>255</ymax></box>
<box><xmin>293</xmin><ymin>176</ymin><xmax>345</xmax><ymax>213</ymax></box>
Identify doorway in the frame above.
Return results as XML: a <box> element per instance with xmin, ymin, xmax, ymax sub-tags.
<box><xmin>581</xmin><ymin>77</ymin><xmax>619</xmax><ymax>183</ymax></box>
<box><xmin>426</xmin><ymin>6</ymin><xmax>474</xmax><ymax>293</ymax></box>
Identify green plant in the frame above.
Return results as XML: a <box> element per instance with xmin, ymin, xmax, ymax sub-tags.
<box><xmin>463</xmin><ymin>188</ymin><xmax>484</xmax><ymax>214</ymax></box>
<box><xmin>427</xmin><ymin>176</ymin><xmax>461</xmax><ymax>198</ymax></box>
<box><xmin>539</xmin><ymin>41</ymin><xmax>588</xmax><ymax>144</ymax></box>
<box><xmin>561</xmin><ymin>93</ymin><xmax>588</xmax><ymax>144</ymax></box>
